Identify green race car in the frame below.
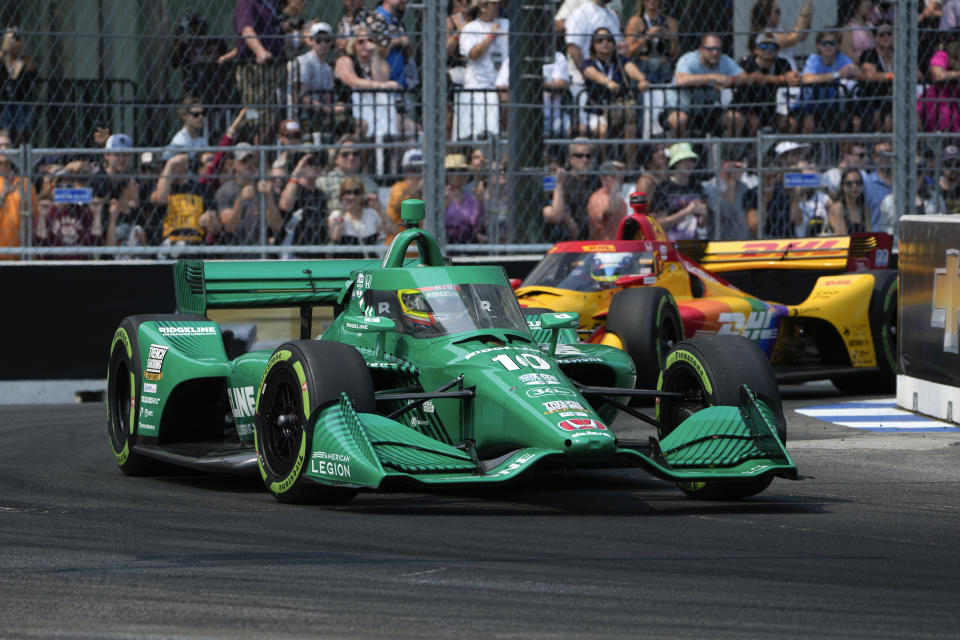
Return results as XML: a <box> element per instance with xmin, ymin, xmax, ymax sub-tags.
<box><xmin>106</xmin><ymin>200</ymin><xmax>798</xmax><ymax>503</ymax></box>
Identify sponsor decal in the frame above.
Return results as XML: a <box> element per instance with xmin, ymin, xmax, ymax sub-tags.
<box><xmin>144</xmin><ymin>344</ymin><xmax>168</xmax><ymax>381</ymax></box>
<box><xmin>157</xmin><ymin>326</ymin><xmax>217</xmax><ymax>335</ymax></box>
<box><xmin>665</xmin><ymin>350</ymin><xmax>713</xmax><ymax>394</ymax></box>
<box><xmin>493</xmin><ymin>452</ymin><xmax>536</xmax><ymax>476</ymax></box>
<box><xmin>139</xmin><ymin>406</ymin><xmax>154</xmax><ymax>418</ymax></box>
<box><xmin>518</xmin><ymin>373</ymin><xmax>560</xmax><ymax>386</ymax></box>
<box><xmin>822</xmin><ymin>278</ymin><xmax>852</xmax><ymax>286</ymax></box>
<box><xmin>557</xmin><ymin>418</ymin><xmax>607</xmax><ymax>431</ymax></box>
<box><xmin>464</xmin><ymin>345</ymin><xmax>544</xmax><ymax>360</ymax></box>
<box><xmin>526</xmin><ymin>386</ymin><xmax>576</xmax><ymax>398</ymax></box>
<box><xmin>717</xmin><ymin>311</ymin><xmax>779</xmax><ymax>341</ymax></box>
<box><xmin>423</xmin><ymin>400</ymin><xmax>435</xmax><ymax>413</ymax></box>
<box><xmin>568</xmin><ymin>430</ymin><xmax>614</xmax><ymax>439</ymax></box>
<box><xmin>142</xmin><ymin>382</ymin><xmax>157</xmax><ymax>394</ymax></box>
<box><xmin>553</xmin><ymin>344</ymin><xmax>584</xmax><ymax>357</ymax></box>
<box><xmin>141</xmin><ymin>395</ymin><xmax>159</xmax><ymax>405</ymax></box>
<box><xmin>310</xmin><ymin>451</ymin><xmax>352</xmax><ymax>479</ymax></box>
<box><xmin>931</xmin><ymin>249</ymin><xmax>960</xmax><ymax>354</ymax></box>
<box><xmin>542</xmin><ymin>400</ymin><xmax>586</xmax><ymax>414</ymax></box>
<box><xmin>229</xmin><ymin>386</ymin><xmax>256</xmax><ymax>419</ymax></box>
<box><xmin>558</xmin><ymin>411</ymin><xmax>589</xmax><ymax>417</ymax></box>
<box><xmin>581</xmin><ymin>244</ymin><xmax>616</xmax><ymax>252</ymax></box>
<box><xmin>137</xmin><ymin>420</ymin><xmax>157</xmax><ymax>434</ymax></box>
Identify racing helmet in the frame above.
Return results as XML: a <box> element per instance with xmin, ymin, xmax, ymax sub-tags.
<box><xmin>587</xmin><ymin>253</ymin><xmax>636</xmax><ymax>283</ymax></box>
<box><xmin>397</xmin><ymin>287</ymin><xmax>469</xmax><ymax>328</ymax></box>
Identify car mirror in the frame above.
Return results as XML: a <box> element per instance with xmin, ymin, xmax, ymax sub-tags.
<box><xmin>344</xmin><ymin>315</ymin><xmax>396</xmax><ymax>358</ymax></box>
<box><xmin>539</xmin><ymin>312</ymin><xmax>579</xmax><ymax>358</ymax></box>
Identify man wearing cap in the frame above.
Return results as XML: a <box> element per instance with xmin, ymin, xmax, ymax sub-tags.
<box><xmin>650</xmin><ymin>142</ymin><xmax>710</xmax><ymax>241</ymax></box>
<box><xmin>734</xmin><ymin>31</ymin><xmax>802</xmax><ymax>136</ymax></box>
<box><xmin>272</xmin><ymin>118</ymin><xmax>304</xmax><ymax>173</ymax></box>
<box><xmin>445</xmin><ymin>153</ymin><xmax>486</xmax><ymax>244</ymax></box>
<box><xmin>92</xmin><ymin>133</ymin><xmax>134</xmax><ymax>200</ymax></box>
<box><xmin>665</xmin><ymin>33</ymin><xmax>747</xmax><ymax>138</ymax></box>
<box><xmin>586</xmin><ymin>159</ymin><xmax>626</xmax><ymax>241</ymax></box>
<box><xmin>296</xmin><ymin>22</ymin><xmax>338</xmax><ymax>128</ymax></box>
<box><xmin>386</xmin><ymin>148</ymin><xmax>424</xmax><ymax>230</ymax></box>
<box><xmin>316</xmin><ymin>134</ymin><xmax>379</xmax><ymax>210</ymax></box>
<box><xmin>216</xmin><ymin>142</ymin><xmax>282</xmax><ymax>246</ymax></box>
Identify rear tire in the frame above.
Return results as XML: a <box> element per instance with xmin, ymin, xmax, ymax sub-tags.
<box><xmin>606</xmin><ymin>287</ymin><xmax>683</xmax><ymax>391</ymax></box>
<box><xmin>657</xmin><ymin>335</ymin><xmax>786</xmax><ymax>500</ymax></box>
<box><xmin>255</xmin><ymin>341</ymin><xmax>375</xmax><ymax>504</ymax></box>
<box><xmin>831</xmin><ymin>270</ymin><xmax>898</xmax><ymax>394</ymax></box>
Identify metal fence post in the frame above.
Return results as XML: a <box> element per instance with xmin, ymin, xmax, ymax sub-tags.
<box><xmin>894</xmin><ymin>0</ymin><xmax>918</xmax><ymax>219</ymax></box>
<box><xmin>422</xmin><ymin>1</ymin><xmax>447</xmax><ymax>248</ymax></box>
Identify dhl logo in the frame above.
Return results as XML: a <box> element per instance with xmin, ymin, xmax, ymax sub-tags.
<box><xmin>704</xmin><ymin>238</ymin><xmax>849</xmax><ymax>261</ymax></box>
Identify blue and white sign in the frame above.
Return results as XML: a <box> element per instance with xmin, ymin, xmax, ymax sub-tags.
<box><xmin>783</xmin><ymin>173</ymin><xmax>821</xmax><ymax>189</ymax></box>
<box><xmin>53</xmin><ymin>187</ymin><xmax>93</xmax><ymax>204</ymax></box>
<box><xmin>795</xmin><ymin>398</ymin><xmax>960</xmax><ymax>432</ymax></box>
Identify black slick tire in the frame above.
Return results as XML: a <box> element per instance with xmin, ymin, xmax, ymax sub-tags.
<box><xmin>255</xmin><ymin>340</ymin><xmax>375</xmax><ymax>504</ymax></box>
<box><xmin>106</xmin><ymin>317</ymin><xmax>153</xmax><ymax>476</ymax></box>
<box><xmin>606</xmin><ymin>287</ymin><xmax>684</xmax><ymax>390</ymax></box>
<box><xmin>656</xmin><ymin>335</ymin><xmax>786</xmax><ymax>500</ymax></box>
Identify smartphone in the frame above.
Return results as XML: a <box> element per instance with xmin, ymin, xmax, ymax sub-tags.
<box><xmin>543</xmin><ymin>175</ymin><xmax>557</xmax><ymax>192</ymax></box>
<box><xmin>245</xmin><ymin>108</ymin><xmax>259</xmax><ymax>121</ymax></box>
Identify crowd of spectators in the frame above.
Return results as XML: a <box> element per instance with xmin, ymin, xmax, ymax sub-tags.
<box><xmin>0</xmin><ymin>0</ymin><xmax>959</xmax><ymax>259</ymax></box>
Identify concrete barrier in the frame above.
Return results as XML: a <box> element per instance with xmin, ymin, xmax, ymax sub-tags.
<box><xmin>898</xmin><ymin>216</ymin><xmax>960</xmax><ymax>424</ymax></box>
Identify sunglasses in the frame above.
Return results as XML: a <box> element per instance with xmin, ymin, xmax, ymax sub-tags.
<box><xmin>702</xmin><ymin>46</ymin><xmax>721</xmax><ymax>52</ymax></box>
<box><xmin>758</xmin><ymin>42</ymin><xmax>779</xmax><ymax>51</ymax></box>
<box><xmin>571</xmin><ymin>152</ymin><xmax>592</xmax><ymax>158</ymax></box>
<box><xmin>594</xmin><ymin>36</ymin><xmax>614</xmax><ymax>44</ymax></box>
<box><xmin>877</xmin><ymin>31</ymin><xmax>893</xmax><ymax>37</ymax></box>
<box><xmin>342</xmin><ymin>188</ymin><xmax>362</xmax><ymax>196</ymax></box>
<box><xmin>340</xmin><ymin>150</ymin><xmax>358</xmax><ymax>158</ymax></box>
<box><xmin>188</xmin><ymin>110</ymin><xmax>206</xmax><ymax>117</ymax></box>
<box><xmin>819</xmin><ymin>40</ymin><xmax>837</xmax><ymax>47</ymax></box>
<box><xmin>356</xmin><ymin>37</ymin><xmax>371</xmax><ymax>45</ymax></box>
<box><xmin>314</xmin><ymin>35</ymin><xmax>331</xmax><ymax>43</ymax></box>
<box><xmin>844</xmin><ymin>180</ymin><xmax>863</xmax><ymax>187</ymax></box>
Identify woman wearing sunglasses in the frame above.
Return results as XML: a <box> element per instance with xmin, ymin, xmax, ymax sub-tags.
<box><xmin>828</xmin><ymin>168</ymin><xmax>870</xmax><ymax>235</ymax></box>
<box><xmin>327</xmin><ymin>177</ymin><xmax>396</xmax><ymax>256</ymax></box>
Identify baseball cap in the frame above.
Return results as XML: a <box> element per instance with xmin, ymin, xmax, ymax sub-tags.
<box><xmin>105</xmin><ymin>133</ymin><xmax>133</xmax><ymax>150</ymax></box>
<box><xmin>401</xmin><ymin>148</ymin><xmax>424</xmax><ymax>168</ymax></box>
<box><xmin>756</xmin><ymin>31</ymin><xmax>778</xmax><ymax>46</ymax></box>
<box><xmin>775</xmin><ymin>141</ymin><xmax>811</xmax><ymax>155</ymax></box>
<box><xmin>308</xmin><ymin>22</ymin><xmax>332</xmax><ymax>38</ymax></box>
<box><xmin>667</xmin><ymin>142</ymin><xmax>698</xmax><ymax>167</ymax></box>
<box><xmin>944</xmin><ymin>145</ymin><xmax>960</xmax><ymax>160</ymax></box>
<box><xmin>233</xmin><ymin>142</ymin><xmax>254</xmax><ymax>161</ymax></box>
<box><xmin>445</xmin><ymin>154</ymin><xmax>469</xmax><ymax>170</ymax></box>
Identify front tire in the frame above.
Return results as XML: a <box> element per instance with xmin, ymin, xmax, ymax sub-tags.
<box><xmin>604</xmin><ymin>287</ymin><xmax>684</xmax><ymax>391</ymax></box>
<box><xmin>106</xmin><ymin>318</ymin><xmax>153</xmax><ymax>476</ymax></box>
<box><xmin>255</xmin><ymin>341</ymin><xmax>375</xmax><ymax>504</ymax></box>
<box><xmin>657</xmin><ymin>335</ymin><xmax>786</xmax><ymax>500</ymax></box>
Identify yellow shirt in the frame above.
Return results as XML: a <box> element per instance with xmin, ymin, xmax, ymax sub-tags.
<box><xmin>0</xmin><ymin>176</ymin><xmax>38</xmax><ymax>260</ymax></box>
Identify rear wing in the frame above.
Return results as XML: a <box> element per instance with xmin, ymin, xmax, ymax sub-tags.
<box><xmin>687</xmin><ymin>233</ymin><xmax>893</xmax><ymax>273</ymax></box>
<box><xmin>174</xmin><ymin>258</ymin><xmax>380</xmax><ymax>315</ymax></box>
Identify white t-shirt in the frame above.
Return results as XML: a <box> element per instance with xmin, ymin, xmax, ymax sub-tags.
<box><xmin>460</xmin><ymin>18</ymin><xmax>509</xmax><ymax>89</ymax></box>
<box><xmin>495</xmin><ymin>51</ymin><xmax>569</xmax><ymax>108</ymax></box>
<box><xmin>329</xmin><ymin>207</ymin><xmax>382</xmax><ymax>240</ymax></box>
<box><xmin>563</xmin><ymin>2</ymin><xmax>622</xmax><ymax>64</ymax></box>
<box><xmin>795</xmin><ymin>191</ymin><xmax>832</xmax><ymax>237</ymax></box>
<box><xmin>556</xmin><ymin>0</ymin><xmax>623</xmax><ymax>22</ymax></box>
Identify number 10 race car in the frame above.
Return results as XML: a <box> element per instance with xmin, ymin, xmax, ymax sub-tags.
<box><xmin>107</xmin><ymin>200</ymin><xmax>798</xmax><ymax>503</ymax></box>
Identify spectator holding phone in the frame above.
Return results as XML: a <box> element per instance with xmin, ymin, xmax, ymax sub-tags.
<box><xmin>34</xmin><ymin>161</ymin><xmax>103</xmax><ymax>259</ymax></box>
<box><xmin>586</xmin><ymin>160</ymin><xmax>627</xmax><ymax>241</ymax></box>
<box><xmin>542</xmin><ymin>139</ymin><xmax>600</xmax><ymax>242</ymax></box>
<box><xmin>650</xmin><ymin>142</ymin><xmax>710</xmax><ymax>241</ymax></box>
<box><xmin>327</xmin><ymin>177</ymin><xmax>396</xmax><ymax>255</ymax></box>
<box><xmin>149</xmin><ymin>153</ymin><xmax>221</xmax><ymax>249</ymax></box>
<box><xmin>216</xmin><ymin>143</ymin><xmax>282</xmax><ymax>245</ymax></box>
<box><xmin>277</xmin><ymin>151</ymin><xmax>329</xmax><ymax>248</ymax></box>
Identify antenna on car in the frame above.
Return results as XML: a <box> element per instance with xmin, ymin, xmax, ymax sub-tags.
<box><xmin>400</xmin><ymin>198</ymin><xmax>425</xmax><ymax>230</ymax></box>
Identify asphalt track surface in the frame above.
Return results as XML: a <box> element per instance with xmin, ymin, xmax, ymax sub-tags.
<box><xmin>2</xmin><ymin>386</ymin><xmax>959</xmax><ymax>640</ymax></box>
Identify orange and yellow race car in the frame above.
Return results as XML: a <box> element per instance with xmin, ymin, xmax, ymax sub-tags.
<box><xmin>515</xmin><ymin>194</ymin><xmax>897</xmax><ymax>394</ymax></box>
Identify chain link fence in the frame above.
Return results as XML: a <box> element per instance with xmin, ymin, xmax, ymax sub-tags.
<box><xmin>0</xmin><ymin>0</ymin><xmax>952</xmax><ymax>260</ymax></box>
